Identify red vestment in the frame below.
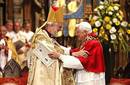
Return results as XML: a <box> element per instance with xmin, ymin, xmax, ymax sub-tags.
<box><xmin>71</xmin><ymin>33</ymin><xmax>105</xmax><ymax>73</ymax></box>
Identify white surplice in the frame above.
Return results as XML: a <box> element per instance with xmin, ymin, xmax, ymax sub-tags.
<box><xmin>24</xmin><ymin>31</ymin><xmax>34</xmax><ymax>42</ymax></box>
<box><xmin>0</xmin><ymin>39</ymin><xmax>12</xmax><ymax>70</ymax></box>
<box><xmin>13</xmin><ymin>31</ymin><xmax>26</xmax><ymax>43</ymax></box>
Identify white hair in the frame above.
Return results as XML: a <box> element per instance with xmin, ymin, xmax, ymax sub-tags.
<box><xmin>76</xmin><ymin>22</ymin><xmax>92</xmax><ymax>33</ymax></box>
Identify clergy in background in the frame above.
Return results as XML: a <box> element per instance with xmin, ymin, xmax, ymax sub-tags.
<box><xmin>0</xmin><ymin>25</ymin><xmax>21</xmax><ymax>78</ymax></box>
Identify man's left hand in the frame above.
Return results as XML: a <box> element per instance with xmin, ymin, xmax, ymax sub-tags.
<box><xmin>48</xmin><ymin>51</ymin><xmax>60</xmax><ymax>59</ymax></box>
<box><xmin>72</xmin><ymin>50</ymin><xmax>88</xmax><ymax>57</ymax></box>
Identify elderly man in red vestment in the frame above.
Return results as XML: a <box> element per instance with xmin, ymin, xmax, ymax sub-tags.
<box><xmin>49</xmin><ymin>22</ymin><xmax>106</xmax><ymax>85</ymax></box>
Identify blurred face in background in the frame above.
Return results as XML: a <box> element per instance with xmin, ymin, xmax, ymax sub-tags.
<box><xmin>0</xmin><ymin>26</ymin><xmax>7</xmax><ymax>38</ymax></box>
<box><xmin>6</xmin><ymin>21</ymin><xmax>13</xmax><ymax>32</ymax></box>
<box><xmin>14</xmin><ymin>21</ymin><xmax>21</xmax><ymax>33</ymax></box>
<box><xmin>24</xmin><ymin>23</ymin><xmax>32</xmax><ymax>32</ymax></box>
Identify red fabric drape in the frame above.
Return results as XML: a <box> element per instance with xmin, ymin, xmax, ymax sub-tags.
<box><xmin>0</xmin><ymin>72</ymin><xmax>28</xmax><ymax>85</ymax></box>
<box><xmin>110</xmin><ymin>78</ymin><xmax>130</xmax><ymax>85</ymax></box>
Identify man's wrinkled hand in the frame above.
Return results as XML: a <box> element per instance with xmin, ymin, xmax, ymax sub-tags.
<box><xmin>72</xmin><ymin>52</ymin><xmax>80</xmax><ymax>57</ymax></box>
<box><xmin>48</xmin><ymin>51</ymin><xmax>60</xmax><ymax>59</ymax></box>
<box><xmin>72</xmin><ymin>50</ymin><xmax>88</xmax><ymax>57</ymax></box>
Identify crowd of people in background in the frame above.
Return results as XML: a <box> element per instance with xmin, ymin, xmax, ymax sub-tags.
<box><xmin>0</xmin><ymin>20</ymin><xmax>34</xmax><ymax>78</ymax></box>
<box><xmin>5</xmin><ymin>20</ymin><xmax>34</xmax><ymax>43</ymax></box>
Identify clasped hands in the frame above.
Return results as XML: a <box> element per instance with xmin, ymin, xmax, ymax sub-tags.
<box><xmin>48</xmin><ymin>49</ymin><xmax>87</xmax><ymax>59</ymax></box>
<box><xmin>72</xmin><ymin>49</ymin><xmax>88</xmax><ymax>57</ymax></box>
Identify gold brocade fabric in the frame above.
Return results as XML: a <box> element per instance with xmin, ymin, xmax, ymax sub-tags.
<box><xmin>47</xmin><ymin>7</ymin><xmax>64</xmax><ymax>23</ymax></box>
<box><xmin>18</xmin><ymin>53</ymin><xmax>26</xmax><ymax>69</ymax></box>
<box><xmin>27</xmin><ymin>30</ymin><xmax>75</xmax><ymax>85</ymax></box>
<box><xmin>5</xmin><ymin>37</ymin><xmax>19</xmax><ymax>64</ymax></box>
<box><xmin>61</xmin><ymin>68</ymin><xmax>75</xmax><ymax>85</ymax></box>
<box><xmin>28</xmin><ymin>55</ymin><xmax>61</xmax><ymax>85</ymax></box>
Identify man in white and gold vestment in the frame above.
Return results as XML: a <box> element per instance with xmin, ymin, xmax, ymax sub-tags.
<box><xmin>27</xmin><ymin>4</ymin><xmax>75</xmax><ymax>85</ymax></box>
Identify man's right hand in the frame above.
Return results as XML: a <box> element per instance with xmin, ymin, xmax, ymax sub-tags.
<box><xmin>48</xmin><ymin>51</ymin><xmax>60</xmax><ymax>59</ymax></box>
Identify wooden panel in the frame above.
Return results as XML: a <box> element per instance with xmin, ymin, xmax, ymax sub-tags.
<box><xmin>0</xmin><ymin>0</ymin><xmax>4</xmax><ymax>3</ymax></box>
<box><xmin>125</xmin><ymin>0</ymin><xmax>130</xmax><ymax>22</ymax></box>
<box><xmin>0</xmin><ymin>7</ymin><xmax>3</xmax><ymax>25</ymax></box>
<box><xmin>23</xmin><ymin>0</ymin><xmax>32</xmax><ymax>22</ymax></box>
<box><xmin>6</xmin><ymin>0</ymin><xmax>13</xmax><ymax>20</ymax></box>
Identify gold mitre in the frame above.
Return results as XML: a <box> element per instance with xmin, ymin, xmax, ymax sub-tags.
<box><xmin>47</xmin><ymin>6</ymin><xmax>64</xmax><ymax>23</ymax></box>
<box><xmin>35</xmin><ymin>5</ymin><xmax>64</xmax><ymax>37</ymax></box>
<box><xmin>38</xmin><ymin>5</ymin><xmax>64</xmax><ymax>29</ymax></box>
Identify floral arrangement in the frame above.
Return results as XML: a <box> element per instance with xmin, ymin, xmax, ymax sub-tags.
<box><xmin>89</xmin><ymin>1</ymin><xmax>130</xmax><ymax>52</ymax></box>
